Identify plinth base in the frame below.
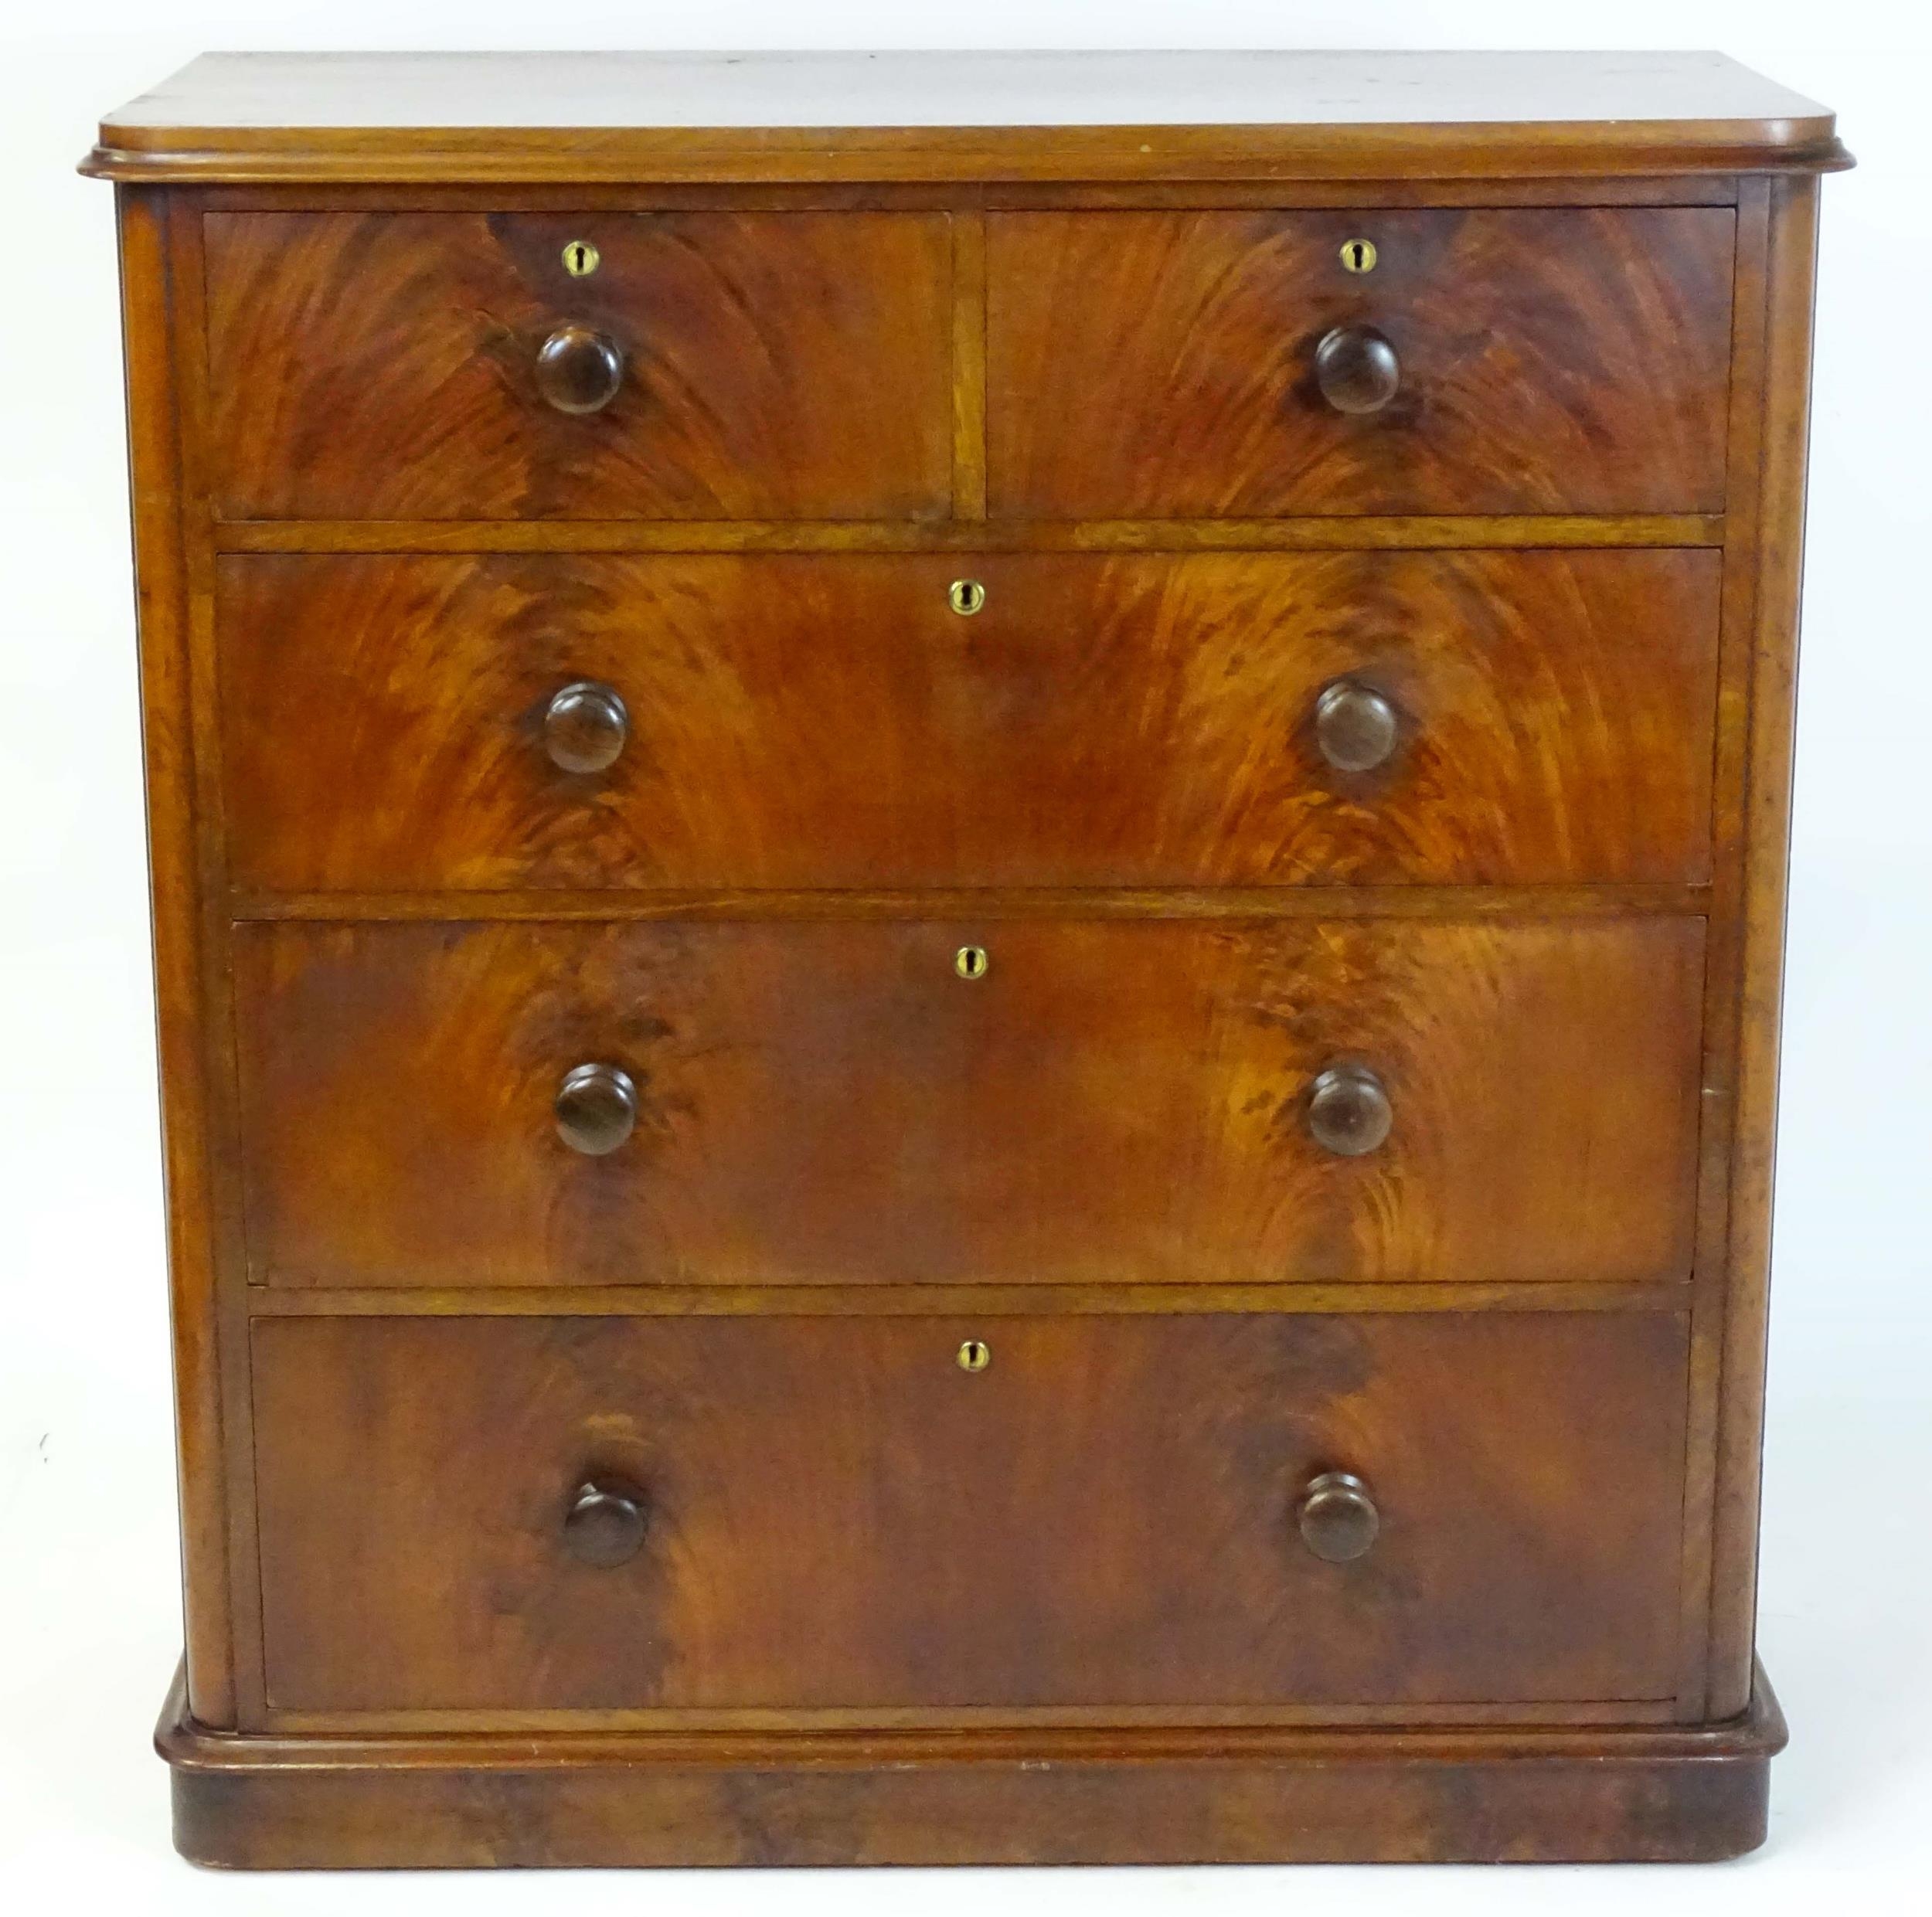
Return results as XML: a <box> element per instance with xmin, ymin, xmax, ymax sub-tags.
<box><xmin>160</xmin><ymin>1665</ymin><xmax>1785</xmax><ymax>1868</ymax></box>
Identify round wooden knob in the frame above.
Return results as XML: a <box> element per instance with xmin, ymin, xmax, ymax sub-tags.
<box><xmin>563</xmin><ymin>1479</ymin><xmax>647</xmax><ymax>1568</ymax></box>
<box><xmin>543</xmin><ymin>680</ymin><xmax>628</xmax><ymax>774</ymax></box>
<box><xmin>554</xmin><ymin>1062</ymin><xmax>637</xmax><ymax>1156</ymax></box>
<box><xmin>535</xmin><ymin>325</ymin><xmax>624</xmax><ymax>414</ymax></box>
<box><xmin>1297</xmin><ymin>1470</ymin><xmax>1380</xmax><ymax>1563</ymax></box>
<box><xmin>1314</xmin><ymin>325</ymin><xmax>1400</xmax><ymax>414</ymax></box>
<box><xmin>1314</xmin><ymin>679</ymin><xmax>1400</xmax><ymax>773</ymax></box>
<box><xmin>1307</xmin><ymin>1064</ymin><xmax>1393</xmax><ymax>1157</ymax></box>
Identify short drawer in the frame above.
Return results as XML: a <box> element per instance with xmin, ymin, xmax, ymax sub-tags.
<box><xmin>987</xmin><ymin>209</ymin><xmax>1734</xmax><ymax>517</ymax></box>
<box><xmin>216</xmin><ymin>549</ymin><xmax>1720</xmax><ymax>892</ymax></box>
<box><xmin>252</xmin><ymin>1310</ymin><xmax>1689</xmax><ymax>1717</ymax></box>
<box><xmin>202</xmin><ymin>211</ymin><xmax>954</xmax><ymax>519</ymax></box>
<box><xmin>233</xmin><ymin>916</ymin><xmax>1703</xmax><ymax>1290</ymax></box>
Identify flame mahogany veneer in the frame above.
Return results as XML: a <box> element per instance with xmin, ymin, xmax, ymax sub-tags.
<box><xmin>85</xmin><ymin>49</ymin><xmax>1845</xmax><ymax>1868</ymax></box>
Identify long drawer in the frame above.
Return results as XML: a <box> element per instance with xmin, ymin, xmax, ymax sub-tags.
<box><xmin>216</xmin><ymin>549</ymin><xmax>1720</xmax><ymax>892</ymax></box>
<box><xmin>232</xmin><ymin>916</ymin><xmax>1705</xmax><ymax>1290</ymax></box>
<box><xmin>252</xmin><ymin>1310</ymin><xmax>1690</xmax><ymax>1716</ymax></box>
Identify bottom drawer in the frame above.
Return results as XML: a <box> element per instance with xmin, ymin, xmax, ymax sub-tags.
<box><xmin>251</xmin><ymin>1311</ymin><xmax>1689</xmax><ymax>1719</ymax></box>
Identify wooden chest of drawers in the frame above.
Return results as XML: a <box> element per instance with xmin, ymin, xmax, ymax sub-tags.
<box><xmin>84</xmin><ymin>50</ymin><xmax>1846</xmax><ymax>1868</ymax></box>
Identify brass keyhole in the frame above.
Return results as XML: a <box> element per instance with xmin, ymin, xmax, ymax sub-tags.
<box><xmin>954</xmin><ymin>945</ymin><xmax>989</xmax><ymax>981</ymax></box>
<box><xmin>562</xmin><ymin>239</ymin><xmax>601</xmax><ymax>277</ymax></box>
<box><xmin>957</xmin><ymin>1339</ymin><xmax>991</xmax><ymax>1373</ymax></box>
<box><xmin>1339</xmin><ymin>237</ymin><xmax>1378</xmax><ymax>274</ymax></box>
<box><xmin>948</xmin><ymin>579</ymin><xmax>987</xmax><ymax>617</ymax></box>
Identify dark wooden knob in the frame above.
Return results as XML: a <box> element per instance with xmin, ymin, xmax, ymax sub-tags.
<box><xmin>1297</xmin><ymin>1470</ymin><xmax>1380</xmax><ymax>1563</ymax></box>
<box><xmin>543</xmin><ymin>680</ymin><xmax>628</xmax><ymax>774</ymax></box>
<box><xmin>563</xmin><ymin>1479</ymin><xmax>647</xmax><ymax>1568</ymax></box>
<box><xmin>1307</xmin><ymin>1064</ymin><xmax>1393</xmax><ymax>1157</ymax></box>
<box><xmin>1314</xmin><ymin>679</ymin><xmax>1400</xmax><ymax>773</ymax></box>
<box><xmin>554</xmin><ymin>1062</ymin><xmax>637</xmax><ymax>1156</ymax></box>
<box><xmin>1314</xmin><ymin>325</ymin><xmax>1400</xmax><ymax>414</ymax></box>
<box><xmin>535</xmin><ymin>325</ymin><xmax>624</xmax><ymax>414</ymax></box>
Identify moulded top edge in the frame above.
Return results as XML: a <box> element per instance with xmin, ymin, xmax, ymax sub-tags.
<box><xmin>81</xmin><ymin>50</ymin><xmax>1849</xmax><ymax>185</ymax></box>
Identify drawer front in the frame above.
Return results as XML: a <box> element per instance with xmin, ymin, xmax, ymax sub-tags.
<box><xmin>233</xmin><ymin>917</ymin><xmax>1703</xmax><ymax>1290</ymax></box>
<box><xmin>203</xmin><ymin>212</ymin><xmax>954</xmax><ymax>520</ymax></box>
<box><xmin>988</xmin><ymin>209</ymin><xmax>1734</xmax><ymax>517</ymax></box>
<box><xmin>252</xmin><ymin>1311</ymin><xmax>1689</xmax><ymax>1715</ymax></box>
<box><xmin>217</xmin><ymin>549</ymin><xmax>1719</xmax><ymax>892</ymax></box>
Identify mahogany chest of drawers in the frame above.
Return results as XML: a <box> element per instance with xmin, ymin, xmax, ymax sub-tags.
<box><xmin>83</xmin><ymin>50</ymin><xmax>1846</xmax><ymax>1868</ymax></box>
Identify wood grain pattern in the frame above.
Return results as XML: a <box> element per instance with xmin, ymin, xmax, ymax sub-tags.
<box><xmin>158</xmin><ymin>1660</ymin><xmax>1787</xmax><ymax>1867</ymax></box>
<box><xmin>96</xmin><ymin>51</ymin><xmax>1838</xmax><ymax>139</ymax></box>
<box><xmin>988</xmin><ymin>209</ymin><xmax>1736</xmax><ymax>517</ymax></box>
<box><xmin>167</xmin><ymin>195</ymin><xmax>278</xmax><ymax>1730</ymax></box>
<box><xmin>213</xmin><ymin>512</ymin><xmax>1728</xmax><ymax>553</ymax></box>
<box><xmin>185</xmin><ymin>178</ymin><xmax>1748</xmax><ymax>212</ymax></box>
<box><xmin>83</xmin><ymin>50</ymin><xmax>1848</xmax><ymax>185</ymax></box>
<box><xmin>216</xmin><ymin>549</ymin><xmax>1720</xmax><ymax>892</ymax></box>
<box><xmin>1709</xmin><ymin>174</ymin><xmax>1822</xmax><ymax>1718</ymax></box>
<box><xmin>87</xmin><ymin>47</ymin><xmax>1842</xmax><ymax>1867</ymax></box>
<box><xmin>114</xmin><ymin>189</ymin><xmax>237</xmax><ymax>1728</ymax></box>
<box><xmin>250</xmin><ymin>1310</ymin><xmax>1689</xmax><ymax>1714</ymax></box>
<box><xmin>202</xmin><ymin>211</ymin><xmax>954</xmax><ymax>520</ymax></box>
<box><xmin>949</xmin><ymin>210</ymin><xmax>987</xmax><ymax>518</ymax></box>
<box><xmin>230</xmin><ymin>885</ymin><xmax>1713</xmax><ymax>924</ymax></box>
<box><xmin>1672</xmin><ymin>180</ymin><xmax>1775</xmax><ymax>1715</ymax></box>
<box><xmin>232</xmin><ymin>916</ymin><xmax>1706</xmax><ymax>1291</ymax></box>
<box><xmin>246</xmin><ymin>1280</ymin><xmax>1687</xmax><ymax>1320</ymax></box>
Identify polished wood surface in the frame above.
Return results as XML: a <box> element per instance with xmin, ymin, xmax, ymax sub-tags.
<box><xmin>1313</xmin><ymin>678</ymin><xmax>1400</xmax><ymax>773</ymax></box>
<box><xmin>114</xmin><ymin>192</ymin><xmax>236</xmax><ymax>1728</ymax></box>
<box><xmin>532</xmin><ymin>324</ymin><xmax>624</xmax><ymax>416</ymax></box>
<box><xmin>231</xmin><ymin>885</ymin><xmax>1713</xmax><ymax>925</ymax></box>
<box><xmin>989</xmin><ymin>209</ymin><xmax>1735</xmax><ymax>517</ymax></box>
<box><xmin>1313</xmin><ymin>325</ymin><xmax>1402</xmax><ymax>415</ymax></box>
<box><xmin>231</xmin><ymin>917</ymin><xmax>1704</xmax><ymax>1291</ymax></box>
<box><xmin>203</xmin><ymin>212</ymin><xmax>954</xmax><ymax>519</ymax></box>
<box><xmin>539</xmin><ymin>679</ymin><xmax>628</xmax><ymax>775</ymax></box>
<box><xmin>250</xmin><ymin>1310</ymin><xmax>1689</xmax><ymax>1714</ymax></box>
<box><xmin>1297</xmin><ymin>1470</ymin><xmax>1383</xmax><ymax>1562</ymax></box>
<box><xmin>213</xmin><ymin>513</ymin><xmax>1727</xmax><ymax>554</ymax></box>
<box><xmin>89</xmin><ymin>49</ymin><xmax>1838</xmax><ymax>1869</ymax></box>
<box><xmin>216</xmin><ymin>549</ymin><xmax>1721</xmax><ymax>891</ymax></box>
<box><xmin>158</xmin><ymin>1661</ymin><xmax>1788</xmax><ymax>1867</ymax></box>
<box><xmin>83</xmin><ymin>51</ymin><xmax>1846</xmax><ymax>184</ymax></box>
<box><xmin>1304</xmin><ymin>1064</ymin><xmax>1394</xmax><ymax>1158</ymax></box>
<box><xmin>1709</xmin><ymin>173</ymin><xmax>1823</xmax><ymax>1718</ymax></box>
<box><xmin>551</xmin><ymin>1062</ymin><xmax>638</xmax><ymax>1157</ymax></box>
<box><xmin>560</xmin><ymin>1478</ymin><xmax>649</xmax><ymax>1569</ymax></box>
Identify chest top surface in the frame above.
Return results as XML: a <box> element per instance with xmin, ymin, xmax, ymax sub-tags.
<box><xmin>82</xmin><ymin>49</ymin><xmax>1845</xmax><ymax>183</ymax></box>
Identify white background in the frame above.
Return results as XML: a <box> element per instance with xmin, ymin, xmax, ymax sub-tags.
<box><xmin>2</xmin><ymin>3</ymin><xmax>1926</xmax><ymax>1910</ymax></box>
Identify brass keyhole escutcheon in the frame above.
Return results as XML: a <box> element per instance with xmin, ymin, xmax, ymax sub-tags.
<box><xmin>562</xmin><ymin>238</ymin><xmax>601</xmax><ymax>277</ymax></box>
<box><xmin>957</xmin><ymin>1339</ymin><xmax>991</xmax><ymax>1374</ymax></box>
<box><xmin>954</xmin><ymin>945</ymin><xmax>989</xmax><ymax>981</ymax></box>
<box><xmin>1339</xmin><ymin>237</ymin><xmax>1378</xmax><ymax>274</ymax></box>
<box><xmin>948</xmin><ymin>579</ymin><xmax>987</xmax><ymax>617</ymax></box>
